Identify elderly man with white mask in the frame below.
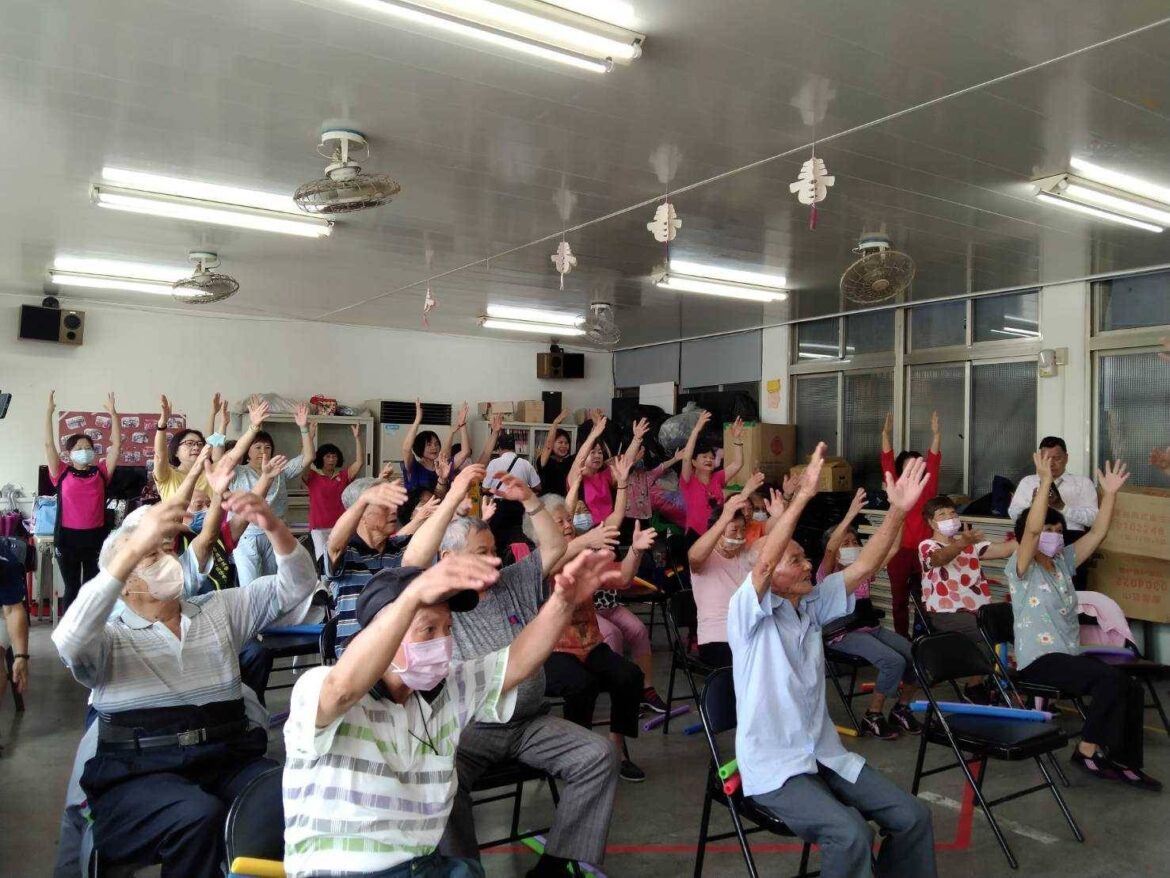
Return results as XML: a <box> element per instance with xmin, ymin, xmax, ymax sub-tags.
<box><xmin>52</xmin><ymin>487</ymin><xmax>318</xmax><ymax>878</ymax></box>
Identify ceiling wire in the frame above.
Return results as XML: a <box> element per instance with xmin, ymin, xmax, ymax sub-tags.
<box><xmin>313</xmin><ymin>14</ymin><xmax>1170</xmax><ymax>322</ymax></box>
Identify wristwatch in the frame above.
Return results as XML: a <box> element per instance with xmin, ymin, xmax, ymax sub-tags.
<box><xmin>13</xmin><ymin>653</ymin><xmax>28</xmax><ymax>660</ymax></box>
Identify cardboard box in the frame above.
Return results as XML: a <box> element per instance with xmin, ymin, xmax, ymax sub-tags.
<box><xmin>723</xmin><ymin>422</ymin><xmax>797</xmax><ymax>488</ymax></box>
<box><xmin>1099</xmin><ymin>487</ymin><xmax>1170</xmax><ymax>562</ymax></box>
<box><xmin>1090</xmin><ymin>549</ymin><xmax>1170</xmax><ymax>624</ymax></box>
<box><xmin>515</xmin><ymin>400</ymin><xmax>545</xmax><ymax>423</ymax></box>
<box><xmin>789</xmin><ymin>457</ymin><xmax>853</xmax><ymax>493</ymax></box>
<box><xmin>477</xmin><ymin>401</ymin><xmax>515</xmax><ymax>419</ymax></box>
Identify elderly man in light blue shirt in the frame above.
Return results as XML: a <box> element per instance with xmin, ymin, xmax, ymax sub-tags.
<box><xmin>729</xmin><ymin>445</ymin><xmax>937</xmax><ymax>878</ymax></box>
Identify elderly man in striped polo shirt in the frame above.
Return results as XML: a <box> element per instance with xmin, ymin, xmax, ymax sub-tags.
<box><xmin>53</xmin><ymin>490</ymin><xmax>318</xmax><ymax>878</ymax></box>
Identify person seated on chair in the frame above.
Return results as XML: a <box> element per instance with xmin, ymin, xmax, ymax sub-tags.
<box><xmin>729</xmin><ymin>444</ymin><xmax>937</xmax><ymax>878</ymax></box>
<box><xmin>0</xmin><ymin>533</ymin><xmax>30</xmax><ymax>702</ymax></box>
<box><xmin>399</xmin><ymin>469</ymin><xmax>618</xmax><ymax>877</ymax></box>
<box><xmin>51</xmin><ymin>491</ymin><xmax>318</xmax><ymax>878</ymax></box>
<box><xmin>817</xmin><ymin>489</ymin><xmax>920</xmax><ymax>740</ymax></box>
<box><xmin>1008</xmin><ymin>453</ymin><xmax>1160</xmax><ymax>791</ymax></box>
<box><xmin>918</xmin><ymin>495</ymin><xmax>1017</xmax><ymax>703</ymax></box>
<box><xmin>282</xmin><ymin>548</ymin><xmax>622</xmax><ymax>878</ymax></box>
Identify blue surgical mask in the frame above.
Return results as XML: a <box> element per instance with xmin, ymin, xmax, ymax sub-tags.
<box><xmin>70</xmin><ymin>448</ymin><xmax>95</xmax><ymax>467</ymax></box>
<box><xmin>573</xmin><ymin>512</ymin><xmax>594</xmax><ymax>534</ymax></box>
<box><xmin>190</xmin><ymin>511</ymin><xmax>207</xmax><ymax>533</ymax></box>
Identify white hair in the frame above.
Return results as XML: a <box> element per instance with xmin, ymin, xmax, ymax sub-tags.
<box><xmin>440</xmin><ymin>516</ymin><xmax>492</xmax><ymax>553</ymax></box>
<box><xmin>98</xmin><ymin>522</ymin><xmax>138</xmax><ymax>572</ymax></box>
<box><xmin>522</xmin><ymin>494</ymin><xmax>567</xmax><ymax>542</ymax></box>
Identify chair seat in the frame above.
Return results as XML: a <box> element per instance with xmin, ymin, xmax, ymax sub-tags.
<box><xmin>473</xmin><ymin>760</ymin><xmax>549</xmax><ymax>792</ymax></box>
<box><xmin>1091</xmin><ymin>655</ymin><xmax>1170</xmax><ymax>678</ymax></box>
<box><xmin>705</xmin><ymin>774</ymin><xmax>799</xmax><ymax>838</ymax></box>
<box><xmin>928</xmin><ymin>714</ymin><xmax>1069</xmax><ymax>759</ymax></box>
<box><xmin>257</xmin><ymin>633</ymin><xmax>322</xmax><ymax>659</ymax></box>
<box><xmin>825</xmin><ymin>647</ymin><xmax>870</xmax><ymax>668</ymax></box>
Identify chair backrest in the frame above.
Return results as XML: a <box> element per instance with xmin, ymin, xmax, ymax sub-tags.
<box><xmin>224</xmin><ymin>765</ymin><xmax>285</xmax><ymax>864</ymax></box>
<box><xmin>912</xmin><ymin>632</ymin><xmax>997</xmax><ymax>688</ymax></box>
<box><xmin>977</xmin><ymin>602</ymin><xmax>1016</xmax><ymax>646</ymax></box>
<box><xmin>908</xmin><ymin>588</ymin><xmax>933</xmax><ymax>634</ymax></box>
<box><xmin>319</xmin><ymin>616</ymin><xmax>339</xmax><ymax>664</ymax></box>
<box><xmin>699</xmin><ymin>666</ymin><xmax>738</xmax><ymax>736</ymax></box>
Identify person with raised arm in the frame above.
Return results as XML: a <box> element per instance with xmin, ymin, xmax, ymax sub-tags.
<box><xmin>537</xmin><ymin>409</ymin><xmax>575</xmax><ymax>497</ymax></box>
<box><xmin>679</xmin><ymin>411</ymin><xmax>745</xmax><ymax>541</ymax></box>
<box><xmin>688</xmin><ymin>493</ymin><xmax>756</xmax><ymax>669</ymax></box>
<box><xmin>402</xmin><ymin>397</ymin><xmax>444</xmax><ymax>493</ymax></box>
<box><xmin>729</xmin><ymin>444</ymin><xmax>937</xmax><ymax>877</ymax></box>
<box><xmin>1007</xmin><ymin>453</ymin><xmax>1159</xmax><ymax>791</ymax></box>
<box><xmin>477</xmin><ymin>412</ymin><xmax>505</xmax><ymax>466</ymax></box>
<box><xmin>152</xmin><ymin>394</ymin><xmax>212</xmax><ymax>501</ymax></box>
<box><xmin>283</xmin><ymin>546</ymin><xmax>622</xmax><ymax>878</ymax></box>
<box><xmin>303</xmin><ymin>421</ymin><xmax>364</xmax><ymax>559</ymax></box>
<box><xmin>45</xmin><ymin>390</ymin><xmax>121</xmax><ymax>610</ymax></box>
<box><xmin>880</xmin><ymin>410</ymin><xmax>942</xmax><ymax>637</ymax></box>
<box><xmin>53</xmin><ymin>492</ymin><xmax>317</xmax><ymax>878</ymax></box>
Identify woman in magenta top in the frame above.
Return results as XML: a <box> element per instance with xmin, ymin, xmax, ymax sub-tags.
<box><xmin>678</xmin><ymin>410</ymin><xmax>744</xmax><ymax>539</ymax></box>
<box><xmin>303</xmin><ymin>422</ymin><xmax>364</xmax><ymax>559</ymax></box>
<box><xmin>43</xmin><ymin>390</ymin><xmax>121</xmax><ymax>609</ymax></box>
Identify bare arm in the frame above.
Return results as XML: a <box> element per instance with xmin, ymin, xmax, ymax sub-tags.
<box><xmin>302</xmin><ymin>423</ymin><xmax>318</xmax><ymax>485</ymax></box>
<box><xmin>568</xmin><ymin>413</ymin><xmax>607</xmax><ymax>479</ymax></box>
<box><xmin>210</xmin><ymin>397</ymin><xmax>230</xmax><ymax>461</ymax></box>
<box><xmin>221</xmin><ymin>398</ymin><xmax>269</xmax><ymax>470</ymax></box>
<box><xmin>326</xmin><ymin>481</ymin><xmax>409</xmax><ymax>570</ymax></box>
<box><xmin>841</xmin><ymin>459</ymin><xmax>930</xmax><ymax>593</ymax></box>
<box><xmin>455</xmin><ymin>419</ymin><xmax>472</xmax><ymax>469</ymax></box>
<box><xmin>44</xmin><ymin>390</ymin><xmax>61</xmax><ymax>480</ymax></box>
<box><xmin>605</xmin><ymin>454</ymin><xmax>632</xmax><ymax>529</ymax></box>
<box><xmin>822</xmin><ymin>488</ymin><xmax>867</xmax><ymax>572</ymax></box>
<box><xmin>680</xmin><ymin>410</ymin><xmax>712</xmax><ymax>483</ymax></box>
<box><xmin>190</xmin><ymin>488</ymin><xmax>225</xmax><ymax>570</ymax></box>
<box><xmin>1016</xmin><ymin>451</ymin><xmax>1052</xmax><ymax>577</ymax></box>
<box><xmin>880</xmin><ymin>412</ymin><xmax>893</xmax><ymax>455</ymax></box>
<box><xmin>103</xmin><ymin>393</ymin><xmax>121</xmax><ymax>476</ymax></box>
<box><xmin>348</xmin><ymin>424</ymin><xmax>364</xmax><ymax>479</ymax></box>
<box><xmin>618</xmin><ymin>522</ymin><xmax>654</xmax><ymax>585</ymax></box>
<box><xmin>153</xmin><ymin>394</ymin><xmax>173</xmax><ymax>484</ymax></box>
<box><xmin>929</xmin><ymin>410</ymin><xmax>942</xmax><ymax>455</ymax></box>
<box><xmin>548</xmin><ymin>524</ymin><xmax>620</xmax><ymax>575</ymax></box>
<box><xmin>927</xmin><ymin>528</ymin><xmax>985</xmax><ymax>569</ymax></box>
<box><xmin>979</xmin><ymin>539</ymin><xmax>1018</xmax><ymax>562</ymax></box>
<box><xmin>294</xmin><ymin>404</ymin><xmax>313</xmax><ymax>465</ymax></box>
<box><xmin>689</xmin><ymin>495</ymin><xmax>747</xmax><ymax>572</ymax></box>
<box><xmin>540</xmin><ymin>409</ymin><xmax>570</xmax><ymax>466</ymax></box>
<box><xmin>1073</xmin><ymin>462</ymin><xmax>1128</xmax><ymax>567</ymax></box>
<box><xmin>402</xmin><ymin>398</ymin><xmax>423</xmax><ymax>474</ymax></box>
<box><xmin>205</xmin><ymin>392</ymin><xmax>221</xmax><ymax>438</ymax></box>
<box><xmin>399</xmin><ymin>465</ymin><xmax>486</xmax><ymax>569</ymax></box>
<box><xmin>722</xmin><ymin>416</ymin><xmax>745</xmax><ymax>483</ymax></box>
<box><xmin>477</xmin><ymin>413</ymin><xmax>503</xmax><ymax>466</ymax></box>
<box><xmin>750</xmin><ymin>444</ymin><xmax>826</xmax><ymax>600</ymax></box>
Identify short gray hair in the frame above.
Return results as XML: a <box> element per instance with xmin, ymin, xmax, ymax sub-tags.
<box><xmin>440</xmin><ymin>516</ymin><xmax>491</xmax><ymax>553</ymax></box>
<box><xmin>523</xmin><ymin>494</ymin><xmax>566</xmax><ymax>542</ymax></box>
<box><xmin>343</xmin><ymin>477</ymin><xmax>388</xmax><ymax>509</ymax></box>
<box><xmin>99</xmin><ymin>522</ymin><xmax>138</xmax><ymax>572</ymax></box>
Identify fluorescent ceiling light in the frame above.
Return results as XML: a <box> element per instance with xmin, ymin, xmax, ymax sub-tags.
<box><xmin>486</xmin><ymin>303</ymin><xmax>581</xmax><ymax>325</ymax></box>
<box><xmin>989</xmin><ymin>327</ymin><xmax>1041</xmax><ymax>338</ymax></box>
<box><xmin>1070</xmin><ymin>157</ymin><xmax>1170</xmax><ymax>205</ymax></box>
<box><xmin>50</xmin><ymin>256</ymin><xmax>190</xmax><ymax>296</ymax></box>
<box><xmin>656</xmin><ymin>276</ymin><xmax>787</xmax><ymax>303</ymax></box>
<box><xmin>481</xmin><ymin>318</ymin><xmax>586</xmax><ymax>336</ymax></box>
<box><xmin>1034</xmin><ymin>192</ymin><xmax>1163</xmax><ymax>233</ymax></box>
<box><xmin>669</xmin><ymin>259</ymin><xmax>786</xmax><ymax>289</ymax></box>
<box><xmin>1062</xmin><ymin>183</ymin><xmax>1170</xmax><ymax>226</ymax></box>
<box><xmin>331</xmin><ymin>0</ymin><xmax>643</xmax><ymax>72</ymax></box>
<box><xmin>93</xmin><ymin>169</ymin><xmax>333</xmax><ymax>238</ymax></box>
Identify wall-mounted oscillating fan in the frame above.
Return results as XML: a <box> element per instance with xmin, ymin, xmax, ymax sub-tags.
<box><xmin>839</xmin><ymin>233</ymin><xmax>915</xmax><ymax>304</ymax></box>
<box><xmin>172</xmin><ymin>252</ymin><xmax>239</xmax><ymax>304</ymax></box>
<box><xmin>293</xmin><ymin>129</ymin><xmax>401</xmax><ymax>215</ymax></box>
<box><xmin>578</xmin><ymin>301</ymin><xmax>621</xmax><ymax>346</ymax></box>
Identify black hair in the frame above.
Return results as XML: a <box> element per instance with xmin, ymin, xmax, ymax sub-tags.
<box><xmin>398</xmin><ymin>487</ymin><xmax>434</xmax><ymax>524</ymax></box>
<box><xmin>922</xmin><ymin>495</ymin><xmax>956</xmax><ymax>523</ymax></box>
<box><xmin>451</xmin><ymin>443</ymin><xmax>462</xmax><ymax>456</ymax></box>
<box><xmin>412</xmin><ymin>430</ymin><xmax>440</xmax><ymax>458</ymax></box>
<box><xmin>693</xmin><ymin>441</ymin><xmax>715</xmax><ymax>460</ymax></box>
<box><xmin>821</xmin><ymin>523</ymin><xmax>859</xmax><ymax>553</ymax></box>
<box><xmin>249</xmin><ymin>430</ymin><xmax>275</xmax><ymax>454</ymax></box>
<box><xmin>1013</xmin><ymin>505</ymin><xmax>1067</xmax><ymax>542</ymax></box>
<box><xmin>1038</xmin><ymin>436</ymin><xmax>1068</xmax><ymax>453</ymax></box>
<box><xmin>64</xmin><ymin>433</ymin><xmax>92</xmax><ymax>451</ymax></box>
<box><xmin>314</xmin><ymin>442</ymin><xmax>344</xmax><ymax>470</ymax></box>
<box><xmin>894</xmin><ymin>450</ymin><xmax>921</xmax><ymax>476</ymax></box>
<box><xmin>553</xmin><ymin>429</ymin><xmax>572</xmax><ymax>447</ymax></box>
<box><xmin>497</xmin><ymin>433</ymin><xmax>517</xmax><ymax>452</ymax></box>
<box><xmin>168</xmin><ymin>429</ymin><xmax>206</xmax><ymax>466</ymax></box>
<box><xmin>708</xmin><ymin>502</ymin><xmax>747</xmax><ymax>531</ymax></box>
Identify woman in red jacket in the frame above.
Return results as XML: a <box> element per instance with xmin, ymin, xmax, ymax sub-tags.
<box><xmin>880</xmin><ymin>411</ymin><xmax>941</xmax><ymax>637</ymax></box>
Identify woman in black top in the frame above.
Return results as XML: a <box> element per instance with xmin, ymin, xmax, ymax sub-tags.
<box><xmin>537</xmin><ymin>409</ymin><xmax>574</xmax><ymax>496</ymax></box>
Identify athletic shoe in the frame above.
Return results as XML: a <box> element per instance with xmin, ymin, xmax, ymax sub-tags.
<box><xmin>861</xmin><ymin>711</ymin><xmax>899</xmax><ymax>740</ymax></box>
<box><xmin>641</xmin><ymin>687</ymin><xmax>668</xmax><ymax>714</ymax></box>
<box><xmin>620</xmin><ymin>759</ymin><xmax>646</xmax><ymax>783</ymax></box>
<box><xmin>1070</xmin><ymin>749</ymin><xmax>1121</xmax><ymax>782</ymax></box>
<box><xmin>889</xmin><ymin>704</ymin><xmax>922</xmax><ymax>735</ymax></box>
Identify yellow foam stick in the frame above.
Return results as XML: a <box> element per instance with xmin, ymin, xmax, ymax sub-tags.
<box><xmin>836</xmin><ymin>725</ymin><xmax>860</xmax><ymax>737</ymax></box>
<box><xmin>229</xmin><ymin>857</ymin><xmax>285</xmax><ymax>878</ymax></box>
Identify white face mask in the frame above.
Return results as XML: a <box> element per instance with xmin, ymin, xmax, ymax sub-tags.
<box><xmin>837</xmin><ymin>546</ymin><xmax>861</xmax><ymax>565</ymax></box>
<box><xmin>937</xmin><ymin>517</ymin><xmax>962</xmax><ymax>538</ymax></box>
<box><xmin>720</xmin><ymin>536</ymin><xmax>746</xmax><ymax>550</ymax></box>
<box><xmin>135</xmin><ymin>553</ymin><xmax>185</xmax><ymax>601</ymax></box>
<box><xmin>751</xmin><ymin>510</ymin><xmax>768</xmax><ymax>522</ymax></box>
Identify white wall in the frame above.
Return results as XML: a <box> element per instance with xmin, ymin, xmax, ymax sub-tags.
<box><xmin>0</xmin><ymin>300</ymin><xmax>613</xmax><ymax>495</ymax></box>
<box><xmin>1036</xmin><ymin>281</ymin><xmax>1091</xmax><ymax>473</ymax></box>
<box><xmin>759</xmin><ymin>324</ymin><xmax>792</xmax><ymax>423</ymax></box>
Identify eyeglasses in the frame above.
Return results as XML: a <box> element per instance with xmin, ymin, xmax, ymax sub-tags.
<box><xmin>179</xmin><ymin>440</ymin><xmax>205</xmax><ymax>450</ymax></box>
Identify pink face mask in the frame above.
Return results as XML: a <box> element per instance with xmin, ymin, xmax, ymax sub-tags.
<box><xmin>391</xmin><ymin>635</ymin><xmax>453</xmax><ymax>691</ymax></box>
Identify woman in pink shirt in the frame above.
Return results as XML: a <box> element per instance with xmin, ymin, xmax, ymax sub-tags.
<box><xmin>679</xmin><ymin>410</ymin><xmax>744</xmax><ymax>540</ymax></box>
<box><xmin>686</xmin><ymin>494</ymin><xmax>757</xmax><ymax>668</ymax></box>
<box><xmin>43</xmin><ymin>390</ymin><xmax>121</xmax><ymax>609</ymax></box>
<box><xmin>303</xmin><ymin>422</ymin><xmax>364</xmax><ymax>559</ymax></box>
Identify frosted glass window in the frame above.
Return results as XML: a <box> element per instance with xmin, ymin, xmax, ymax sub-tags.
<box><xmin>843</xmin><ymin>371</ymin><xmax>894</xmax><ymax>491</ymax></box>
<box><xmin>797</xmin><ymin>318</ymin><xmax>840</xmax><ymax>362</ymax></box>
<box><xmin>910</xmin><ymin>300</ymin><xmax>966</xmax><ymax>349</ymax></box>
<box><xmin>844</xmin><ymin>310</ymin><xmax>894</xmax><ymax>356</ymax></box>
<box><xmin>1097</xmin><ymin>351</ymin><xmax>1170</xmax><ymax>487</ymax></box>
<box><xmin>970</xmin><ymin>362</ymin><xmax>1037</xmax><ymax>500</ymax></box>
<box><xmin>1096</xmin><ymin>272</ymin><xmax>1170</xmax><ymax>331</ymax></box>
<box><xmin>907</xmin><ymin>365</ymin><xmax>965</xmax><ymax>495</ymax></box>
<box><xmin>974</xmin><ymin>291</ymin><xmax>1039</xmax><ymax>343</ymax></box>
<box><xmin>795</xmin><ymin>375</ymin><xmax>839</xmax><ymax>461</ymax></box>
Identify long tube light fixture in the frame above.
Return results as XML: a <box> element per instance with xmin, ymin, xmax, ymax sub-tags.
<box><xmin>480</xmin><ymin>303</ymin><xmax>585</xmax><ymax>335</ymax></box>
<box><xmin>50</xmin><ymin>256</ymin><xmax>190</xmax><ymax>296</ymax></box>
<box><xmin>1033</xmin><ymin>161</ymin><xmax>1170</xmax><ymax>233</ymax></box>
<box><xmin>331</xmin><ymin>0</ymin><xmax>644</xmax><ymax>73</ymax></box>
<box><xmin>93</xmin><ymin>168</ymin><xmax>333</xmax><ymax>238</ymax></box>
<box><xmin>656</xmin><ymin>259</ymin><xmax>789</xmax><ymax>303</ymax></box>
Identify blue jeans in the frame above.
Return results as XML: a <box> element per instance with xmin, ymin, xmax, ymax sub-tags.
<box><xmin>234</xmin><ymin>530</ymin><xmax>275</xmax><ymax>588</ymax></box>
<box><xmin>831</xmin><ymin>628</ymin><xmax>916</xmax><ymax>699</ymax></box>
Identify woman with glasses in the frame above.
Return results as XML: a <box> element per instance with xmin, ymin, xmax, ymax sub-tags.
<box><xmin>152</xmin><ymin>394</ymin><xmax>220</xmax><ymax>501</ymax></box>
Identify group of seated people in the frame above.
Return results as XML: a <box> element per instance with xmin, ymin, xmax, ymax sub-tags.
<box><xmin>39</xmin><ymin>386</ymin><xmax>1165</xmax><ymax>878</ymax></box>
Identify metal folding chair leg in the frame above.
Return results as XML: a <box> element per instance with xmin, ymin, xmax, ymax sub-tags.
<box><xmin>1144</xmin><ymin>678</ymin><xmax>1170</xmax><ymax>735</ymax></box>
<box><xmin>1035</xmin><ymin>755</ymin><xmax>1084</xmax><ymax>842</ymax></box>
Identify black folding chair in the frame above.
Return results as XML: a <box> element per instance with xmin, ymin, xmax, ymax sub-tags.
<box><xmin>1078</xmin><ymin>620</ymin><xmax>1170</xmax><ymax>735</ymax></box>
<box><xmin>694</xmin><ymin>668</ymin><xmax>813</xmax><ymax>878</ymax></box>
<box><xmin>663</xmin><ymin>589</ymin><xmax>714</xmax><ymax>733</ymax></box>
<box><xmin>822</xmin><ymin>644</ymin><xmax>869</xmax><ymax>735</ymax></box>
<box><xmin>471</xmin><ymin>760</ymin><xmax>561</xmax><ymax>850</ymax></box>
<box><xmin>224</xmin><ymin>764</ymin><xmax>284</xmax><ymax>876</ymax></box>
<box><xmin>911</xmin><ymin>632</ymin><xmax>1083</xmax><ymax>870</ymax></box>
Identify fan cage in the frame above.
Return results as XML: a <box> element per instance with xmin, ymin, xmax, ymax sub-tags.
<box><xmin>294</xmin><ymin>173</ymin><xmax>402</xmax><ymax>215</ymax></box>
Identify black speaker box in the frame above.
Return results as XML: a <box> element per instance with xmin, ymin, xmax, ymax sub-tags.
<box><xmin>537</xmin><ymin>351</ymin><xmax>585</xmax><ymax>379</ymax></box>
<box><xmin>20</xmin><ymin>304</ymin><xmax>85</xmax><ymax>345</ymax></box>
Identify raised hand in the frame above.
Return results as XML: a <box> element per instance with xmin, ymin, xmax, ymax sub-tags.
<box><xmin>782</xmin><ymin>472</ymin><xmax>799</xmax><ymax>499</ymax></box>
<box><xmin>104</xmin><ymin>392</ymin><xmax>118</xmax><ymax>416</ymax></box>
<box><xmin>764</xmin><ymin>488</ymin><xmax>786</xmax><ymax>518</ymax></box>
<box><xmin>631</xmin><ymin>520</ymin><xmax>657</xmax><ymax>552</ymax></box>
<box><xmin>452</xmin><ymin>463</ymin><xmax>487</xmax><ymax>497</ymax></box>
<box><xmin>490</xmin><ymin>412</ymin><xmax>504</xmax><ymax>433</ymax></box>
<box><xmin>492</xmin><ymin>473</ymin><xmax>534</xmax><ymax>503</ymax></box>
<box><xmin>1033</xmin><ymin>450</ymin><xmax>1054</xmax><ymax>483</ymax></box>
<box><xmin>219</xmin><ymin>398</ymin><xmax>230</xmax><ymax>422</ymax></box>
<box><xmin>882</xmin><ymin>412</ymin><xmax>893</xmax><ymax>435</ymax></box>
<box><xmin>798</xmin><ymin>443</ymin><xmax>828</xmax><ymax>498</ymax></box>
<box><xmin>414</xmin><ymin>398</ymin><xmax>424</xmax><ymax>424</ymax></box>
<box><xmin>741</xmin><ymin>469</ymin><xmax>766</xmax><ymax>496</ymax></box>
<box><xmin>1097</xmin><ymin>459</ymin><xmax>1131</xmax><ymax>495</ymax></box>
<box><xmin>362</xmin><ymin>480</ymin><xmax>409</xmax><ymax>511</ymax></box>
<box><xmin>480</xmin><ymin>494</ymin><xmax>497</xmax><ymax>522</ymax></box>
<box><xmin>47</xmin><ymin>389</ymin><xmax>56</xmax><ymax>412</ymax></box>
<box><xmin>960</xmin><ymin>525</ymin><xmax>986</xmax><ymax>546</ymax></box>
<box><xmin>455</xmin><ymin>402</ymin><xmax>469</xmax><ymax>428</ymax></box>
<box><xmin>632</xmin><ymin>417</ymin><xmax>650</xmax><ymax>441</ymax></box>
<box><xmin>263</xmin><ymin>454</ymin><xmax>289</xmax><ymax>476</ymax></box>
<box><xmin>211</xmin><ymin>392</ymin><xmax>222</xmax><ymax>414</ymax></box>
<box><xmin>308</xmin><ymin>422</ymin><xmax>318</xmax><ymax>442</ymax></box>
<box><xmin>722</xmin><ymin>494</ymin><xmax>749</xmax><ymax>520</ymax></box>
<box><xmin>694</xmin><ymin>410</ymin><xmax>712</xmax><ymax>433</ymax></box>
<box><xmin>351</xmin><ymin>423</ymin><xmax>361</xmax><ymax>439</ymax></box>
<box><xmin>379</xmin><ymin>462</ymin><xmax>398</xmax><ymax>481</ymax></box>
<box><xmin>436</xmin><ymin>451</ymin><xmax>452</xmax><ymax>479</ymax></box>
<box><xmin>885</xmin><ymin>455</ymin><xmax>930</xmax><ymax>514</ymax></box>
<box><xmin>127</xmin><ymin>498</ymin><xmax>187</xmax><ymax>554</ymax></box>
<box><xmin>248</xmin><ymin>398</ymin><xmax>270</xmax><ymax>428</ymax></box>
<box><xmin>411</xmin><ymin>496</ymin><xmax>442</xmax><ymax>522</ymax></box>
<box><xmin>553</xmin><ymin>409</ymin><xmax>571</xmax><ymax>425</ymax></box>
<box><xmin>930</xmin><ymin>410</ymin><xmax>941</xmax><ymax>436</ymax></box>
<box><xmin>578</xmin><ymin>523</ymin><xmax>620</xmax><ymax>551</ymax></box>
<box><xmin>589</xmin><ymin>415</ymin><xmax>608</xmax><ymax>439</ymax></box>
<box><xmin>847</xmin><ymin>487</ymin><xmax>868</xmax><ymax>518</ymax></box>
<box><xmin>730</xmin><ymin>416</ymin><xmax>745</xmax><ymax>440</ymax></box>
<box><xmin>159</xmin><ymin>394</ymin><xmax>172</xmax><ymax>423</ymax></box>
<box><xmin>550</xmin><ymin>549</ymin><xmax>622</xmax><ymax>608</ymax></box>
<box><xmin>294</xmin><ymin>403</ymin><xmax>310</xmax><ymax>428</ymax></box>
<box><xmin>610</xmin><ymin>453</ymin><xmax>634</xmax><ymax>485</ymax></box>
<box><xmin>409</xmin><ymin>554</ymin><xmax>502</xmax><ymax>606</ymax></box>
<box><xmin>203</xmin><ymin>454</ymin><xmax>238</xmax><ymax>495</ymax></box>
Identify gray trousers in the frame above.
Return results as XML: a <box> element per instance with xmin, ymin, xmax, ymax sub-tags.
<box><xmin>752</xmin><ymin>765</ymin><xmax>937</xmax><ymax>878</ymax></box>
<box><xmin>439</xmin><ymin>713</ymin><xmax>619</xmax><ymax>864</ymax></box>
<box><xmin>831</xmin><ymin>628</ymin><xmax>916</xmax><ymax>698</ymax></box>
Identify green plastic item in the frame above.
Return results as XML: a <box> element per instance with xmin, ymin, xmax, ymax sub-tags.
<box><xmin>718</xmin><ymin>758</ymin><xmax>738</xmax><ymax>780</ymax></box>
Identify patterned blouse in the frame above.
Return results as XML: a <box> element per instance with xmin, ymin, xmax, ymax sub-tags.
<box><xmin>1005</xmin><ymin>546</ymin><xmax>1080</xmax><ymax>671</ymax></box>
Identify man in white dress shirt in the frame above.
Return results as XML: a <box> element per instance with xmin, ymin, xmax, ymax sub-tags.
<box><xmin>1008</xmin><ymin>436</ymin><xmax>1099</xmax><ymax>534</ymax></box>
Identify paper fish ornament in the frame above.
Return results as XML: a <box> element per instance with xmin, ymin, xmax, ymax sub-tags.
<box><xmin>551</xmin><ymin>240</ymin><xmax>577</xmax><ymax>289</ymax></box>
<box><xmin>422</xmin><ymin>285</ymin><xmax>436</xmax><ymax>327</ymax></box>
<box><xmin>647</xmin><ymin>201</ymin><xmax>681</xmax><ymax>242</ymax></box>
<box><xmin>789</xmin><ymin>156</ymin><xmax>834</xmax><ymax>205</ymax></box>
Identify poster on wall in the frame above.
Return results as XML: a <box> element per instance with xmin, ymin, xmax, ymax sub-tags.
<box><xmin>57</xmin><ymin>411</ymin><xmax>187</xmax><ymax>469</ymax></box>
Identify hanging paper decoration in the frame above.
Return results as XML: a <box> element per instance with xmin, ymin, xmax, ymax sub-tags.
<box><xmin>551</xmin><ymin>240</ymin><xmax>577</xmax><ymax>290</ymax></box>
<box><xmin>647</xmin><ymin>201</ymin><xmax>681</xmax><ymax>242</ymax></box>
<box><xmin>789</xmin><ymin>153</ymin><xmax>834</xmax><ymax>229</ymax></box>
<box><xmin>422</xmin><ymin>285</ymin><xmax>436</xmax><ymax>327</ymax></box>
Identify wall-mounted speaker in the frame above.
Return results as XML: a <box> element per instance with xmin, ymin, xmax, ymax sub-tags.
<box><xmin>19</xmin><ymin>304</ymin><xmax>85</xmax><ymax>346</ymax></box>
<box><xmin>537</xmin><ymin>351</ymin><xmax>585</xmax><ymax>379</ymax></box>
